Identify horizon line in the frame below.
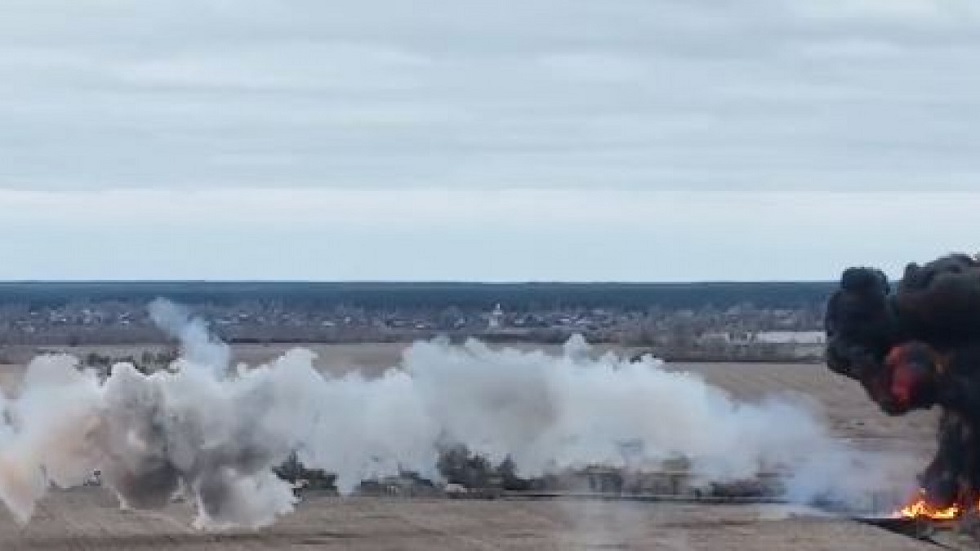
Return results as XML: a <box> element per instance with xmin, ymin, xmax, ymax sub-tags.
<box><xmin>0</xmin><ymin>279</ymin><xmax>837</xmax><ymax>285</ymax></box>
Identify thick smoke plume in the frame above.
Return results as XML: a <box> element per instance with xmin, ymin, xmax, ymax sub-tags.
<box><xmin>148</xmin><ymin>298</ymin><xmax>230</xmax><ymax>375</ymax></box>
<box><xmin>825</xmin><ymin>253</ymin><xmax>980</xmax><ymax>510</ymax></box>
<box><xmin>0</xmin><ymin>300</ymin><xmax>884</xmax><ymax>528</ymax></box>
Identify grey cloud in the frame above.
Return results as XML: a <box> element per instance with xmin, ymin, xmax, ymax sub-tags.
<box><xmin>0</xmin><ymin>0</ymin><xmax>978</xmax><ymax>191</ymax></box>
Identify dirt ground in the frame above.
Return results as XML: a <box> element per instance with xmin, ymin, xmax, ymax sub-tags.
<box><xmin>0</xmin><ymin>342</ymin><xmax>949</xmax><ymax>549</ymax></box>
<box><xmin>0</xmin><ymin>489</ymin><xmax>940</xmax><ymax>551</ymax></box>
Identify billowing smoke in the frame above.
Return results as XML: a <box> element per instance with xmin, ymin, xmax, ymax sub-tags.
<box><xmin>148</xmin><ymin>298</ymin><xmax>230</xmax><ymax>375</ymax></box>
<box><xmin>825</xmin><ymin>253</ymin><xmax>980</xmax><ymax>511</ymax></box>
<box><xmin>0</xmin><ymin>300</ymin><xmax>885</xmax><ymax>528</ymax></box>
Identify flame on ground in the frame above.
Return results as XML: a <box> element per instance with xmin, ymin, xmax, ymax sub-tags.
<box><xmin>896</xmin><ymin>490</ymin><xmax>961</xmax><ymax>521</ymax></box>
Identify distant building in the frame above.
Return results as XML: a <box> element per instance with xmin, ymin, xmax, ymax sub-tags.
<box><xmin>754</xmin><ymin>331</ymin><xmax>825</xmax><ymax>345</ymax></box>
<box><xmin>699</xmin><ymin>330</ymin><xmax>825</xmax><ymax>346</ymax></box>
<box><xmin>488</xmin><ymin>303</ymin><xmax>504</xmax><ymax>330</ymax></box>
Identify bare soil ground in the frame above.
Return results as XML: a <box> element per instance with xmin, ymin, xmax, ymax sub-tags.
<box><xmin>0</xmin><ymin>342</ymin><xmax>948</xmax><ymax>549</ymax></box>
<box><xmin>0</xmin><ymin>489</ymin><xmax>938</xmax><ymax>550</ymax></box>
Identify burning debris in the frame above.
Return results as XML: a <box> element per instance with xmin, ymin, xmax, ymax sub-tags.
<box><xmin>825</xmin><ymin>253</ymin><xmax>980</xmax><ymax>524</ymax></box>
<box><xmin>897</xmin><ymin>490</ymin><xmax>960</xmax><ymax>521</ymax></box>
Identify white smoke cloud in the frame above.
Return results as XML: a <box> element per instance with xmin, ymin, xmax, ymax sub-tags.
<box><xmin>0</xmin><ymin>300</ymin><xmax>895</xmax><ymax>528</ymax></box>
<box><xmin>148</xmin><ymin>298</ymin><xmax>230</xmax><ymax>375</ymax></box>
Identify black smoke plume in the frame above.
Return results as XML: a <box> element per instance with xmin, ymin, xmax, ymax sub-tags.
<box><xmin>825</xmin><ymin>253</ymin><xmax>980</xmax><ymax>509</ymax></box>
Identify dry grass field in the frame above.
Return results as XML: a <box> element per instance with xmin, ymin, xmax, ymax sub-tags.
<box><xmin>0</xmin><ymin>490</ymin><xmax>939</xmax><ymax>551</ymax></box>
<box><xmin>0</xmin><ymin>342</ymin><xmax>949</xmax><ymax>549</ymax></box>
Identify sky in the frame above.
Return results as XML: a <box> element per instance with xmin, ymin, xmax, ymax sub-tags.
<box><xmin>1</xmin><ymin>0</ymin><xmax>979</xmax><ymax>281</ymax></box>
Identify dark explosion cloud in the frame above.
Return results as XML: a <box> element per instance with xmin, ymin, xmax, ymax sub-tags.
<box><xmin>825</xmin><ymin>253</ymin><xmax>980</xmax><ymax>509</ymax></box>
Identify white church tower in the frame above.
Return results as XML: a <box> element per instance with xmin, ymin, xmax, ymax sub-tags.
<box><xmin>488</xmin><ymin>303</ymin><xmax>504</xmax><ymax>330</ymax></box>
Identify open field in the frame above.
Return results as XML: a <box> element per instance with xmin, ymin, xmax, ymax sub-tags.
<box><xmin>0</xmin><ymin>489</ymin><xmax>939</xmax><ymax>551</ymax></box>
<box><xmin>0</xmin><ymin>342</ymin><xmax>947</xmax><ymax>549</ymax></box>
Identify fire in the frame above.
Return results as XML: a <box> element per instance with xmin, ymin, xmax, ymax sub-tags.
<box><xmin>896</xmin><ymin>491</ymin><xmax>961</xmax><ymax>520</ymax></box>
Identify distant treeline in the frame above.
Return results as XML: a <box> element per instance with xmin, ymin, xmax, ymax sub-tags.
<box><xmin>0</xmin><ymin>281</ymin><xmax>836</xmax><ymax>311</ymax></box>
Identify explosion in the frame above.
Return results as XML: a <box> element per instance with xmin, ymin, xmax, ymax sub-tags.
<box><xmin>897</xmin><ymin>490</ymin><xmax>960</xmax><ymax>521</ymax></box>
<box><xmin>0</xmin><ymin>300</ymin><xmax>891</xmax><ymax>528</ymax></box>
<box><xmin>825</xmin><ymin>253</ymin><xmax>980</xmax><ymax>522</ymax></box>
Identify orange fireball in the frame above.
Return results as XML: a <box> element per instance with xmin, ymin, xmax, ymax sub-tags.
<box><xmin>896</xmin><ymin>490</ymin><xmax>960</xmax><ymax>520</ymax></box>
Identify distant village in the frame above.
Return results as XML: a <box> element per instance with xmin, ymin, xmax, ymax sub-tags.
<box><xmin>0</xmin><ymin>297</ymin><xmax>826</xmax><ymax>362</ymax></box>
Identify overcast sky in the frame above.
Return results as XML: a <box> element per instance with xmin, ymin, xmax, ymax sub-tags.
<box><xmin>1</xmin><ymin>0</ymin><xmax>978</xmax><ymax>280</ymax></box>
